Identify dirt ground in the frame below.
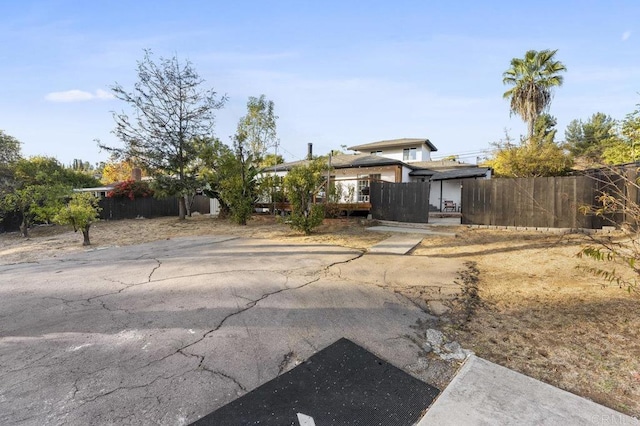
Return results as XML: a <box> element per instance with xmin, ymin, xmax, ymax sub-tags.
<box><xmin>1</xmin><ymin>214</ymin><xmax>638</xmax><ymax>418</ymax></box>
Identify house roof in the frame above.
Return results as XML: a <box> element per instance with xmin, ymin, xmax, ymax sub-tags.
<box><xmin>263</xmin><ymin>153</ymin><xmax>407</xmax><ymax>172</ymax></box>
<box><xmin>410</xmin><ymin>167</ymin><xmax>491</xmax><ymax>181</ymax></box>
<box><xmin>347</xmin><ymin>138</ymin><xmax>438</xmax><ymax>152</ymax></box>
<box><xmin>73</xmin><ymin>184</ymin><xmax>117</xmax><ymax>192</ymax></box>
<box><xmin>409</xmin><ymin>160</ymin><xmax>478</xmax><ymax>170</ymax></box>
<box><xmin>264</xmin><ymin>154</ymin><xmax>490</xmax><ymax>182</ymax></box>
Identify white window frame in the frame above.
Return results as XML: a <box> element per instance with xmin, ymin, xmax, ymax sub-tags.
<box><xmin>403</xmin><ymin>147</ymin><xmax>417</xmax><ymax>161</ymax></box>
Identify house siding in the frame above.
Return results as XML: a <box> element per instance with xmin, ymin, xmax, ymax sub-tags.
<box><xmin>367</xmin><ymin>146</ymin><xmax>432</xmax><ymax>163</ymax></box>
<box><xmin>429</xmin><ymin>180</ymin><xmax>462</xmax><ymax>211</ymax></box>
<box><xmin>332</xmin><ymin>165</ymin><xmax>399</xmax><ymax>203</ymax></box>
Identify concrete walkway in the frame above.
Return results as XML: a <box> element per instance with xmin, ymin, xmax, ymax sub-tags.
<box><xmin>367</xmin><ymin>218</ymin><xmax>458</xmax><ymax>238</ymax></box>
<box><xmin>418</xmin><ymin>355</ymin><xmax>638</xmax><ymax>425</ymax></box>
<box><xmin>367</xmin><ymin>225</ymin><xmax>456</xmax><ymax>237</ymax></box>
<box><xmin>368</xmin><ymin>234</ymin><xmax>425</xmax><ymax>254</ymax></box>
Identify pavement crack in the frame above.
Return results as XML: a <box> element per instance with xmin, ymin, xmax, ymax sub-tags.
<box><xmin>149</xmin><ymin>275</ymin><xmax>324</xmax><ymax>371</ymax></box>
<box><xmin>202</xmin><ymin>367</ymin><xmax>247</xmax><ymax>392</ymax></box>
<box><xmin>75</xmin><ymin>371</ymin><xmax>180</xmax><ymax>408</ymax></box>
<box><xmin>148</xmin><ymin>258</ymin><xmax>161</xmax><ymax>282</ymax></box>
<box><xmin>324</xmin><ymin>252</ymin><xmax>365</xmax><ymax>273</ymax></box>
<box><xmin>278</xmin><ymin>351</ymin><xmax>295</xmax><ymax>375</ymax></box>
<box><xmin>146</xmin><ymin>266</ymin><xmax>312</xmax><ymax>284</ymax></box>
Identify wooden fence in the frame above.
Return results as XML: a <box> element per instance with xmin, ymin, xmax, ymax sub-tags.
<box><xmin>370</xmin><ymin>181</ymin><xmax>430</xmax><ymax>223</ymax></box>
<box><xmin>98</xmin><ymin>195</ymin><xmax>211</xmax><ymax>220</ymax></box>
<box><xmin>460</xmin><ymin>175</ymin><xmax>612</xmax><ymax>229</ymax></box>
<box><xmin>99</xmin><ymin>197</ymin><xmax>179</xmax><ymax>220</ymax></box>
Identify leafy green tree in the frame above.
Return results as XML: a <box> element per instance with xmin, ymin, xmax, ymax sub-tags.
<box><xmin>236</xmin><ymin>95</ymin><xmax>278</xmax><ymax>163</ymax></box>
<box><xmin>0</xmin><ymin>131</ymin><xmax>22</xmax><ymax>218</ymax></box>
<box><xmin>601</xmin><ymin>142</ymin><xmax>639</xmax><ymax>165</ymax></box>
<box><xmin>564</xmin><ymin>113</ymin><xmax>620</xmax><ymax>162</ymax></box>
<box><xmin>209</xmin><ymin>96</ymin><xmax>279</xmax><ymax>225</ymax></box>
<box><xmin>217</xmin><ymin>134</ymin><xmax>259</xmax><ymax>225</ymax></box>
<box><xmin>283</xmin><ymin>158</ymin><xmax>327</xmax><ymax>234</ymax></box>
<box><xmin>98</xmin><ymin>50</ymin><xmax>226</xmax><ymax>219</ymax></box>
<box><xmin>503</xmin><ymin>49</ymin><xmax>567</xmax><ymax>141</ymax></box>
<box><xmin>601</xmin><ymin>106</ymin><xmax>640</xmax><ymax>165</ymax></box>
<box><xmin>53</xmin><ymin>192</ymin><xmax>102</xmax><ymax>246</ymax></box>
<box><xmin>487</xmin><ymin>115</ymin><xmax>573</xmax><ymax>177</ymax></box>
<box><xmin>1</xmin><ymin>156</ymin><xmax>98</xmax><ymax>236</ymax></box>
<box><xmin>0</xmin><ymin>130</ymin><xmax>22</xmax><ymax>166</ymax></box>
<box><xmin>1</xmin><ymin>183</ymin><xmax>68</xmax><ymax>237</ymax></box>
<box><xmin>11</xmin><ymin>156</ymin><xmax>99</xmax><ymax>189</ymax></box>
<box><xmin>196</xmin><ymin>137</ymin><xmax>233</xmax><ymax>217</ymax></box>
<box><xmin>261</xmin><ymin>153</ymin><xmax>284</xmax><ymax>167</ymax></box>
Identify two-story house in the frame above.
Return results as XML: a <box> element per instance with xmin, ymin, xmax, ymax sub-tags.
<box><xmin>264</xmin><ymin>138</ymin><xmax>491</xmax><ymax>212</ymax></box>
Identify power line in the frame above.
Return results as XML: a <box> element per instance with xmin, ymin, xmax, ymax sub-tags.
<box><xmin>431</xmin><ymin>148</ymin><xmax>493</xmax><ymax>160</ymax></box>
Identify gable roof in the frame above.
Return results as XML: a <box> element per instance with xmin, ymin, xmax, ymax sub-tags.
<box><xmin>348</xmin><ymin>138</ymin><xmax>438</xmax><ymax>152</ymax></box>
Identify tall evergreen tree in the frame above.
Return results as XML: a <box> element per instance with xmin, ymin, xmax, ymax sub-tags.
<box><xmin>564</xmin><ymin>112</ymin><xmax>619</xmax><ymax>161</ymax></box>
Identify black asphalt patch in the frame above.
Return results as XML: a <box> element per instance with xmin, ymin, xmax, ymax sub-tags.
<box><xmin>191</xmin><ymin>338</ymin><xmax>439</xmax><ymax>425</ymax></box>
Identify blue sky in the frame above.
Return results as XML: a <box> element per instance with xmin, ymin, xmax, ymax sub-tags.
<box><xmin>1</xmin><ymin>0</ymin><xmax>639</xmax><ymax>166</ymax></box>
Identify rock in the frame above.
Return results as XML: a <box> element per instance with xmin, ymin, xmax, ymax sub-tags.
<box><xmin>423</xmin><ymin>342</ymin><xmax>433</xmax><ymax>353</ymax></box>
<box><xmin>427</xmin><ymin>300</ymin><xmax>451</xmax><ymax>316</ymax></box>
<box><xmin>426</xmin><ymin>329</ymin><xmax>445</xmax><ymax>348</ymax></box>
<box><xmin>440</xmin><ymin>341</ymin><xmax>468</xmax><ymax>361</ymax></box>
<box><xmin>443</xmin><ymin>341</ymin><xmax>462</xmax><ymax>353</ymax></box>
<box><xmin>441</xmin><ymin>351</ymin><xmax>467</xmax><ymax>361</ymax></box>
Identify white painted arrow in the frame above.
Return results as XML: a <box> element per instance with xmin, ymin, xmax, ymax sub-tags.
<box><xmin>297</xmin><ymin>412</ymin><xmax>316</xmax><ymax>426</ymax></box>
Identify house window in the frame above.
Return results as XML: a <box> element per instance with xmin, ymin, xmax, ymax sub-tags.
<box><xmin>370</xmin><ymin>150</ymin><xmax>382</xmax><ymax>156</ymax></box>
<box><xmin>403</xmin><ymin>147</ymin><xmax>417</xmax><ymax>161</ymax></box>
<box><xmin>357</xmin><ymin>174</ymin><xmax>380</xmax><ymax>202</ymax></box>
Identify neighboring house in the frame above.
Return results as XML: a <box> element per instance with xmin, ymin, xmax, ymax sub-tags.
<box><xmin>73</xmin><ymin>184</ymin><xmax>117</xmax><ymax>198</ymax></box>
<box><xmin>265</xmin><ymin>153</ymin><xmax>413</xmax><ymax>204</ymax></box>
<box><xmin>264</xmin><ymin>138</ymin><xmax>491</xmax><ymax>212</ymax></box>
<box><xmin>348</xmin><ymin>138</ymin><xmax>438</xmax><ymax>163</ymax></box>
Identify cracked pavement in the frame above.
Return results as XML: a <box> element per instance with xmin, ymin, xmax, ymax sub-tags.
<box><xmin>0</xmin><ymin>235</ymin><xmax>463</xmax><ymax>425</ymax></box>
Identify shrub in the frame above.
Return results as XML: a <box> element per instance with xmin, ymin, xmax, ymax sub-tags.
<box><xmin>283</xmin><ymin>158</ymin><xmax>327</xmax><ymax>234</ymax></box>
<box><xmin>107</xmin><ymin>179</ymin><xmax>154</xmax><ymax>200</ymax></box>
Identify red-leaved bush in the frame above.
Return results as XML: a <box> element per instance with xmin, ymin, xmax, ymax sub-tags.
<box><xmin>107</xmin><ymin>179</ymin><xmax>154</xmax><ymax>200</ymax></box>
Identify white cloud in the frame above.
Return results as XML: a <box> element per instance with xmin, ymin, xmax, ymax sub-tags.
<box><xmin>622</xmin><ymin>31</ymin><xmax>632</xmax><ymax>41</ymax></box>
<box><xmin>45</xmin><ymin>89</ymin><xmax>114</xmax><ymax>102</ymax></box>
<box><xmin>94</xmin><ymin>89</ymin><xmax>114</xmax><ymax>100</ymax></box>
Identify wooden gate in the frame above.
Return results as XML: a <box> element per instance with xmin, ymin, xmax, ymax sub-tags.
<box><xmin>370</xmin><ymin>181</ymin><xmax>430</xmax><ymax>223</ymax></box>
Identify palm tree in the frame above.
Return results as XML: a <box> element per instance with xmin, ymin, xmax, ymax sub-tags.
<box><xmin>502</xmin><ymin>49</ymin><xmax>567</xmax><ymax>142</ymax></box>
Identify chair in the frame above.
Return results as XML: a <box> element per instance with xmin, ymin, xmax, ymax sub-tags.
<box><xmin>443</xmin><ymin>200</ymin><xmax>457</xmax><ymax>212</ymax></box>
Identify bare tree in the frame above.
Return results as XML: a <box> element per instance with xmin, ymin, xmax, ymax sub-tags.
<box><xmin>579</xmin><ymin>165</ymin><xmax>640</xmax><ymax>294</ymax></box>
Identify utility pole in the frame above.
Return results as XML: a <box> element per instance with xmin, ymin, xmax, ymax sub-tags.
<box><xmin>326</xmin><ymin>153</ymin><xmax>332</xmax><ymax>205</ymax></box>
<box><xmin>273</xmin><ymin>139</ymin><xmax>279</xmax><ymax>216</ymax></box>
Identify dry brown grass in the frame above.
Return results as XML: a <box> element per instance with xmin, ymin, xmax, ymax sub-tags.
<box><xmin>0</xmin><ymin>215</ymin><xmax>388</xmax><ymax>264</ymax></box>
<box><xmin>1</xmin><ymin>216</ymin><xmax>638</xmax><ymax>417</ymax></box>
<box><xmin>413</xmin><ymin>229</ymin><xmax>640</xmax><ymax>417</ymax></box>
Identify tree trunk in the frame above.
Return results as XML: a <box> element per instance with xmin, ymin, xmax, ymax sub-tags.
<box><xmin>19</xmin><ymin>218</ymin><xmax>28</xmax><ymax>238</ymax></box>
<box><xmin>178</xmin><ymin>196</ymin><xmax>187</xmax><ymax>220</ymax></box>
<box><xmin>82</xmin><ymin>226</ymin><xmax>91</xmax><ymax>246</ymax></box>
<box><xmin>527</xmin><ymin>119</ymin><xmax>535</xmax><ymax>144</ymax></box>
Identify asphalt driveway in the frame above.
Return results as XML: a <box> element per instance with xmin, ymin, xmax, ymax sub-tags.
<box><xmin>0</xmin><ymin>236</ymin><xmax>461</xmax><ymax>425</ymax></box>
